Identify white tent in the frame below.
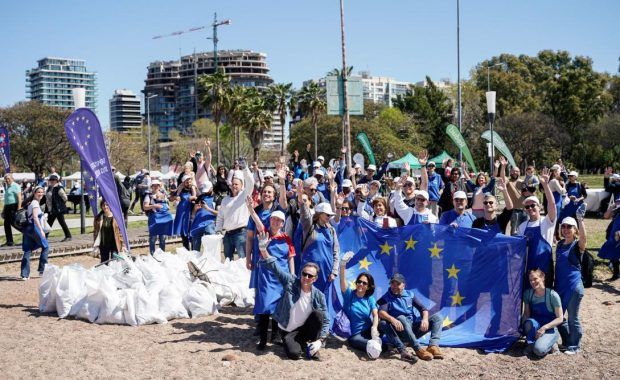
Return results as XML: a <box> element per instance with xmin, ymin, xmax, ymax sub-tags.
<box><xmin>161</xmin><ymin>171</ymin><xmax>179</xmax><ymax>180</ymax></box>
<box><xmin>11</xmin><ymin>172</ymin><xmax>36</xmax><ymax>182</ymax></box>
<box><xmin>62</xmin><ymin>171</ymin><xmax>82</xmax><ymax>181</ymax></box>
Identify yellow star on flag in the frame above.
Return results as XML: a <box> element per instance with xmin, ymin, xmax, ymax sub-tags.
<box><xmin>405</xmin><ymin>235</ymin><xmax>418</xmax><ymax>251</ymax></box>
<box><xmin>442</xmin><ymin>315</ymin><xmax>453</xmax><ymax>328</ymax></box>
<box><xmin>450</xmin><ymin>290</ymin><xmax>465</xmax><ymax>306</ymax></box>
<box><xmin>428</xmin><ymin>242</ymin><xmax>443</xmax><ymax>258</ymax></box>
<box><xmin>358</xmin><ymin>257</ymin><xmax>372</xmax><ymax>271</ymax></box>
<box><xmin>446</xmin><ymin>264</ymin><xmax>461</xmax><ymax>279</ymax></box>
<box><xmin>379</xmin><ymin>241</ymin><xmax>392</xmax><ymax>255</ymax></box>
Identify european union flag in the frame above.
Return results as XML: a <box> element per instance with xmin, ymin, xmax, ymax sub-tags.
<box><xmin>81</xmin><ymin>161</ymin><xmax>98</xmax><ymax>216</ymax></box>
<box><xmin>64</xmin><ymin>109</ymin><xmax>129</xmax><ymax>250</ymax></box>
<box><xmin>330</xmin><ymin>217</ymin><xmax>526</xmax><ymax>352</ymax></box>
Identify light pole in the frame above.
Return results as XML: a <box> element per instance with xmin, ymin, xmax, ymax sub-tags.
<box><xmin>339</xmin><ymin>0</ymin><xmax>352</xmax><ymax>169</ymax></box>
<box><xmin>456</xmin><ymin>0</ymin><xmax>462</xmax><ymax>163</ymax></box>
<box><xmin>146</xmin><ymin>94</ymin><xmax>158</xmax><ymax>172</ymax></box>
<box><xmin>486</xmin><ymin>91</ymin><xmax>496</xmax><ymax>173</ymax></box>
<box><xmin>72</xmin><ymin>88</ymin><xmax>87</xmax><ymax>234</ymax></box>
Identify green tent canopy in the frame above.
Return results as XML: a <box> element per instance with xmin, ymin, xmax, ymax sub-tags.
<box><xmin>388</xmin><ymin>152</ymin><xmax>421</xmax><ymax>169</ymax></box>
<box><xmin>430</xmin><ymin>151</ymin><xmax>454</xmax><ymax>165</ymax></box>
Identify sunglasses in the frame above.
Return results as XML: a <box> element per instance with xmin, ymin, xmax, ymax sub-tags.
<box><xmin>309</xmin><ymin>188</ymin><xmax>317</xmax><ymax>193</ymax></box>
<box><xmin>340</xmin><ymin>207</ymin><xmax>350</xmax><ymax>211</ymax></box>
<box><xmin>524</xmin><ymin>204</ymin><xmax>537</xmax><ymax>210</ymax></box>
<box><xmin>356</xmin><ymin>280</ymin><xmax>368</xmax><ymax>286</ymax></box>
<box><xmin>403</xmin><ymin>183</ymin><xmax>414</xmax><ymax>188</ymax></box>
<box><xmin>301</xmin><ymin>272</ymin><xmax>316</xmax><ymax>279</ymax></box>
<box><xmin>483</xmin><ymin>201</ymin><xmax>495</xmax><ymax>205</ymax></box>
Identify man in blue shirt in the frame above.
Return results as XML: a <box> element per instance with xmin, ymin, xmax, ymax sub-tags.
<box><xmin>426</xmin><ymin>162</ymin><xmax>444</xmax><ymax>217</ymax></box>
<box><xmin>439</xmin><ymin>191</ymin><xmax>476</xmax><ymax>228</ymax></box>
<box><xmin>378</xmin><ymin>273</ymin><xmax>444</xmax><ymax>361</ymax></box>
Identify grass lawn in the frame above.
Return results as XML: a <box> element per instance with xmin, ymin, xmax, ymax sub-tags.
<box><xmin>578</xmin><ymin>174</ymin><xmax>604</xmax><ymax>188</ymax></box>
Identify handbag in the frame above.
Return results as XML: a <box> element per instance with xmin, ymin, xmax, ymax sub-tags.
<box><xmin>41</xmin><ymin>213</ymin><xmax>52</xmax><ymax>233</ymax></box>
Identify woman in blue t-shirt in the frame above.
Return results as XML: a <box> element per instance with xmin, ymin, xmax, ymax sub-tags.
<box><xmin>339</xmin><ymin>253</ymin><xmax>379</xmax><ymax>354</ymax></box>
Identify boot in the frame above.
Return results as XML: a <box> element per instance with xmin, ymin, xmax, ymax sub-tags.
<box><xmin>270</xmin><ymin>318</ymin><xmax>281</xmax><ymax>344</ymax></box>
<box><xmin>256</xmin><ymin>314</ymin><xmax>269</xmax><ymax>350</ymax></box>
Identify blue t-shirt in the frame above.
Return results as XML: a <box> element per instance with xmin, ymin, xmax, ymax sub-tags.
<box><xmin>427</xmin><ymin>173</ymin><xmax>444</xmax><ymax>202</ymax></box>
<box><xmin>377</xmin><ymin>289</ymin><xmax>426</xmax><ymax>321</ymax></box>
<box><xmin>439</xmin><ymin>209</ymin><xmax>476</xmax><ymax>228</ymax></box>
<box><xmin>343</xmin><ymin>288</ymin><xmax>377</xmax><ymax>335</ymax></box>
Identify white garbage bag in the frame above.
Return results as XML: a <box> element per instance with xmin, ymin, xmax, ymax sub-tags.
<box><xmin>183</xmin><ymin>281</ymin><xmax>218</xmax><ymax>318</ymax></box>
<box><xmin>72</xmin><ymin>269</ymin><xmax>106</xmax><ymax>322</ymax></box>
<box><xmin>55</xmin><ymin>264</ymin><xmax>87</xmax><ymax>318</ymax></box>
<box><xmin>96</xmin><ymin>277</ymin><xmax>125</xmax><ymax>325</ymax></box>
<box><xmin>134</xmin><ymin>284</ymin><xmax>167</xmax><ymax>325</ymax></box>
<box><xmin>159</xmin><ymin>285</ymin><xmax>189</xmax><ymax>320</ymax></box>
<box><xmin>201</xmin><ymin>234</ymin><xmax>223</xmax><ymax>262</ymax></box>
<box><xmin>39</xmin><ymin>264</ymin><xmax>61</xmax><ymax>313</ymax></box>
<box><xmin>121</xmin><ymin>288</ymin><xmax>138</xmax><ymax>326</ymax></box>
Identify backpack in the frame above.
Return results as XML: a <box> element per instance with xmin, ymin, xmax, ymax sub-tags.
<box><xmin>116</xmin><ymin>177</ymin><xmax>131</xmax><ymax>207</ymax></box>
<box><xmin>12</xmin><ymin>195</ymin><xmax>33</xmax><ymax>232</ymax></box>
<box><xmin>580</xmin><ymin>250</ymin><xmax>595</xmax><ymax>288</ymax></box>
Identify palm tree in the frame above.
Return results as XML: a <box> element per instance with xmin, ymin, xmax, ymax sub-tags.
<box><xmin>297</xmin><ymin>81</ymin><xmax>326</xmax><ymax>159</ymax></box>
<box><xmin>242</xmin><ymin>91</ymin><xmax>273</xmax><ymax>162</ymax></box>
<box><xmin>267</xmin><ymin>83</ymin><xmax>294</xmax><ymax>156</ymax></box>
<box><xmin>198</xmin><ymin>69</ymin><xmax>230</xmax><ymax>165</ymax></box>
<box><xmin>223</xmin><ymin>85</ymin><xmax>248</xmax><ymax>161</ymax></box>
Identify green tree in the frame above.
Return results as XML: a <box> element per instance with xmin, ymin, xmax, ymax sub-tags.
<box><xmin>198</xmin><ymin>69</ymin><xmax>230</xmax><ymax>165</ymax></box>
<box><xmin>240</xmin><ymin>88</ymin><xmax>273</xmax><ymax>162</ymax></box>
<box><xmin>297</xmin><ymin>81</ymin><xmax>327</xmax><ymax>159</ymax></box>
<box><xmin>267</xmin><ymin>83</ymin><xmax>295</xmax><ymax>156</ymax></box>
<box><xmin>393</xmin><ymin>76</ymin><xmax>453</xmax><ymax>154</ymax></box>
<box><xmin>0</xmin><ymin>101</ymin><xmax>75</xmax><ymax>177</ymax></box>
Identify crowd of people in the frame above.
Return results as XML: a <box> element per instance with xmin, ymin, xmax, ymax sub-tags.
<box><xmin>3</xmin><ymin>140</ymin><xmax>620</xmax><ymax>361</ymax></box>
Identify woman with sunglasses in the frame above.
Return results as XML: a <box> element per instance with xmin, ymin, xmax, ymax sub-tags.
<box><xmin>517</xmin><ymin>168</ymin><xmax>557</xmax><ymax>288</ymax></box>
<box><xmin>20</xmin><ymin>186</ymin><xmax>49</xmax><ymax>280</ymax></box>
<box><xmin>522</xmin><ymin>269</ymin><xmax>564</xmax><ymax>357</ymax></box>
<box><xmin>554</xmin><ymin>215</ymin><xmax>587</xmax><ymax>354</ymax></box>
<box><xmin>339</xmin><ymin>252</ymin><xmax>380</xmax><ymax>354</ymax></box>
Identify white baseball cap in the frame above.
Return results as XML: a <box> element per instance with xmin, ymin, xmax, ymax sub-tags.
<box><xmin>354</xmin><ymin>163</ymin><xmax>361</xmax><ymax>169</ymax></box>
<box><xmin>314</xmin><ymin>169</ymin><xmax>324</xmax><ymax>177</ymax></box>
<box><xmin>181</xmin><ymin>174</ymin><xmax>192</xmax><ymax>182</ymax></box>
<box><xmin>317</xmin><ymin>155</ymin><xmax>325</xmax><ymax>162</ymax></box>
<box><xmin>263</xmin><ymin>170</ymin><xmax>274</xmax><ymax>178</ymax></box>
<box><xmin>313</xmin><ymin>161</ymin><xmax>321</xmax><ymax>168</ymax></box>
<box><xmin>151</xmin><ymin>179</ymin><xmax>161</xmax><ymax>186</ymax></box>
<box><xmin>453</xmin><ymin>191</ymin><xmax>467</xmax><ymax>199</ymax></box>
<box><xmin>370</xmin><ymin>180</ymin><xmax>381</xmax><ymax>187</ymax></box>
<box><xmin>561</xmin><ymin>216</ymin><xmax>577</xmax><ymax>227</ymax></box>
<box><xmin>568</xmin><ymin>171</ymin><xmax>578</xmax><ymax>178</ymax></box>
<box><xmin>315</xmin><ymin>202</ymin><xmax>335</xmax><ymax>216</ymax></box>
<box><xmin>524</xmin><ymin>195</ymin><xmax>540</xmax><ymax>205</ymax></box>
<box><xmin>200</xmin><ymin>181</ymin><xmax>213</xmax><ymax>193</ymax></box>
<box><xmin>342</xmin><ymin>179</ymin><xmax>353</xmax><ymax>188</ymax></box>
<box><xmin>415</xmin><ymin>190</ymin><xmax>429</xmax><ymax>200</ymax></box>
<box><xmin>550</xmin><ymin>164</ymin><xmax>561</xmax><ymax>171</ymax></box>
<box><xmin>404</xmin><ymin>177</ymin><xmax>415</xmax><ymax>184</ymax></box>
<box><xmin>271</xmin><ymin>210</ymin><xmax>286</xmax><ymax>222</ymax></box>
<box><xmin>393</xmin><ymin>176</ymin><xmax>400</xmax><ymax>183</ymax></box>
<box><xmin>367</xmin><ymin>164</ymin><xmax>377</xmax><ymax>171</ymax></box>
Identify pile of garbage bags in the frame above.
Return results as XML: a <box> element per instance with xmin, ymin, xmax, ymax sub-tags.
<box><xmin>38</xmin><ymin>235</ymin><xmax>254</xmax><ymax>326</ymax></box>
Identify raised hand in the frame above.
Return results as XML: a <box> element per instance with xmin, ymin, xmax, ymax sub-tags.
<box><xmin>403</xmin><ymin>161</ymin><xmax>410</xmax><ymax>172</ymax></box>
<box><xmin>461</xmin><ymin>161</ymin><xmax>468</xmax><ymax>171</ymax></box>
<box><xmin>257</xmin><ymin>231</ymin><xmax>271</xmax><ymax>253</ymax></box>
<box><xmin>245</xmin><ymin>195</ymin><xmax>254</xmax><ymax>211</ymax></box>
<box><xmin>360</xmin><ymin>184</ymin><xmax>369</xmax><ymax>198</ymax></box>
<box><xmin>294</xmin><ymin>150</ymin><xmax>299</xmax><ymax>157</ymax></box>
<box><xmin>205</xmin><ymin>138</ymin><xmax>211</xmax><ymax>147</ymax></box>
<box><xmin>418</xmin><ymin>149</ymin><xmax>428</xmax><ymax>166</ymax></box>
<box><xmin>494</xmin><ymin>160</ymin><xmax>500</xmax><ymax>169</ymax></box>
<box><xmin>327</xmin><ymin>167</ymin><xmax>335</xmax><ymax>182</ymax></box>
<box><xmin>496</xmin><ymin>177</ymin><xmax>506</xmax><ymax>192</ymax></box>
<box><xmin>499</xmin><ymin>156</ymin><xmax>508</xmax><ymax>166</ymax></box>
<box><xmin>341</xmin><ymin>146</ymin><xmax>347</xmax><ymax>154</ymax></box>
<box><xmin>540</xmin><ymin>167</ymin><xmax>550</xmax><ymax>185</ymax></box>
<box><xmin>336</xmin><ymin>193</ymin><xmax>345</xmax><ymax>206</ymax></box>
<box><xmin>341</xmin><ymin>251</ymin><xmax>354</xmax><ymax>266</ymax></box>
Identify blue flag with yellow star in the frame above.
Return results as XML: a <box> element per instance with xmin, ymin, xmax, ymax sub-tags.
<box><xmin>64</xmin><ymin>109</ymin><xmax>130</xmax><ymax>250</ymax></box>
<box><xmin>81</xmin><ymin>161</ymin><xmax>98</xmax><ymax>216</ymax></box>
<box><xmin>331</xmin><ymin>217</ymin><xmax>526</xmax><ymax>352</ymax></box>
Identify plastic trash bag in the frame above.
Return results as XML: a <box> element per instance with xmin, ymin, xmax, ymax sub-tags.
<box><xmin>183</xmin><ymin>281</ymin><xmax>218</xmax><ymax>318</ymax></box>
<box><xmin>39</xmin><ymin>265</ymin><xmax>61</xmax><ymax>313</ymax></box>
<box><xmin>55</xmin><ymin>264</ymin><xmax>87</xmax><ymax>318</ymax></box>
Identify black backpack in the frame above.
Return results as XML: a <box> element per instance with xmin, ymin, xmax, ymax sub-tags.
<box><xmin>581</xmin><ymin>250</ymin><xmax>595</xmax><ymax>288</ymax></box>
<box><xmin>12</xmin><ymin>196</ymin><xmax>33</xmax><ymax>232</ymax></box>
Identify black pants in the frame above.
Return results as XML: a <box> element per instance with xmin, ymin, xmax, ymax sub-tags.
<box><xmin>121</xmin><ymin>205</ymin><xmax>129</xmax><ymax>226</ymax></box>
<box><xmin>281</xmin><ymin>310</ymin><xmax>324</xmax><ymax>360</ymax></box>
<box><xmin>257</xmin><ymin>314</ymin><xmax>280</xmax><ymax>346</ymax></box>
<box><xmin>47</xmin><ymin>213</ymin><xmax>71</xmax><ymax>238</ymax></box>
<box><xmin>130</xmin><ymin>191</ymin><xmax>144</xmax><ymax>212</ymax></box>
<box><xmin>181</xmin><ymin>234</ymin><xmax>190</xmax><ymax>250</ymax></box>
<box><xmin>3</xmin><ymin>203</ymin><xmax>17</xmax><ymax>244</ymax></box>
<box><xmin>100</xmin><ymin>246</ymin><xmax>117</xmax><ymax>263</ymax></box>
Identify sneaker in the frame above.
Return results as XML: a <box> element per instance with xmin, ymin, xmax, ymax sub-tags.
<box><xmin>523</xmin><ymin>344</ymin><xmax>533</xmax><ymax>355</ymax></box>
<box><xmin>564</xmin><ymin>347</ymin><xmax>581</xmax><ymax>355</ymax></box>
<box><xmin>427</xmin><ymin>345</ymin><xmax>444</xmax><ymax>359</ymax></box>
<box><xmin>20</xmin><ymin>276</ymin><xmax>29</xmax><ymax>281</ymax></box>
<box><xmin>414</xmin><ymin>347</ymin><xmax>433</xmax><ymax>361</ymax></box>
<box><xmin>400</xmin><ymin>349</ymin><xmax>415</xmax><ymax>362</ymax></box>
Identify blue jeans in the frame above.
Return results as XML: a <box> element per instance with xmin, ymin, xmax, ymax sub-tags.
<box><xmin>21</xmin><ymin>248</ymin><xmax>49</xmax><ymax>278</ymax></box>
<box><xmin>523</xmin><ymin>318</ymin><xmax>559</xmax><ymax>357</ymax></box>
<box><xmin>380</xmin><ymin>314</ymin><xmax>442</xmax><ymax>351</ymax></box>
<box><xmin>223</xmin><ymin>228</ymin><xmax>246</xmax><ymax>260</ymax></box>
<box><xmin>149</xmin><ymin>235</ymin><xmax>166</xmax><ymax>255</ymax></box>
<box><xmin>558</xmin><ymin>284</ymin><xmax>584</xmax><ymax>349</ymax></box>
<box><xmin>348</xmin><ymin>328</ymin><xmax>372</xmax><ymax>352</ymax></box>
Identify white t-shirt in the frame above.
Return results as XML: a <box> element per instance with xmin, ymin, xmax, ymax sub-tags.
<box><xmin>28</xmin><ymin>200</ymin><xmax>41</xmax><ymax>222</ymax></box>
<box><xmin>517</xmin><ymin>215</ymin><xmax>555</xmax><ymax>246</ymax></box>
<box><xmin>281</xmin><ymin>290</ymin><xmax>312</xmax><ymax>332</ymax></box>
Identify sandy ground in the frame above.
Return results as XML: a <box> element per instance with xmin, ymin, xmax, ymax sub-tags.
<box><xmin>0</xmin><ymin>252</ymin><xmax>619</xmax><ymax>380</ymax></box>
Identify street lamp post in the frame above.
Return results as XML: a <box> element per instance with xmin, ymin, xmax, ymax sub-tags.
<box><xmin>146</xmin><ymin>94</ymin><xmax>158</xmax><ymax>172</ymax></box>
<box><xmin>339</xmin><ymin>0</ymin><xmax>352</xmax><ymax>169</ymax></box>
<box><xmin>72</xmin><ymin>88</ymin><xmax>87</xmax><ymax>234</ymax></box>
<box><xmin>456</xmin><ymin>0</ymin><xmax>462</xmax><ymax>163</ymax></box>
<box><xmin>486</xmin><ymin>91</ymin><xmax>496</xmax><ymax>173</ymax></box>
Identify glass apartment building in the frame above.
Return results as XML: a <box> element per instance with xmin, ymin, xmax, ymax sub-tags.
<box><xmin>109</xmin><ymin>89</ymin><xmax>142</xmax><ymax>136</ymax></box>
<box><xmin>26</xmin><ymin>57</ymin><xmax>97</xmax><ymax>110</ymax></box>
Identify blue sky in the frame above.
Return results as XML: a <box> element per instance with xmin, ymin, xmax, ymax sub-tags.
<box><xmin>2</xmin><ymin>0</ymin><xmax>618</xmax><ymax>129</ymax></box>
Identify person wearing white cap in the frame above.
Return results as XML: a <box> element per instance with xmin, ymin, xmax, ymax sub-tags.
<box><xmin>554</xmin><ymin>215</ymin><xmax>586</xmax><ymax>355</ymax></box>
<box><xmin>247</xmin><ymin>209</ymin><xmax>295</xmax><ymax>350</ymax></box>
<box><xmin>393</xmin><ymin>186</ymin><xmax>438</xmax><ymax>225</ymax></box>
<box><xmin>438</xmin><ymin>190</ymin><xmax>476</xmax><ymax>228</ymax></box>
<box><xmin>143</xmin><ymin>179</ymin><xmax>173</xmax><ymax>254</ymax></box>
<box><xmin>313</xmin><ymin>167</ymin><xmax>330</xmax><ymax>202</ymax></box>
<box><xmin>517</xmin><ymin>167</ymin><xmax>557</xmax><ymax>289</ymax></box>
<box><xmin>547</xmin><ymin>165</ymin><xmax>566</xmax><ymax>222</ymax></box>
<box><xmin>472</xmin><ymin>178</ymin><xmax>514</xmax><ymax>234</ymax></box>
<box><xmin>358</xmin><ymin>160</ymin><xmax>388</xmax><ymax>185</ymax></box>
<box><xmin>189</xmin><ymin>181</ymin><xmax>218</xmax><ymax>252</ymax></box>
<box><xmin>172</xmin><ymin>174</ymin><xmax>198</xmax><ymax>249</ymax></box>
<box><xmin>215</xmin><ymin>167</ymin><xmax>255</xmax><ymax>260</ymax></box>
<box><xmin>296</xmin><ymin>184</ymin><xmax>340</xmax><ymax>293</ymax></box>
<box><xmin>558</xmin><ymin>170</ymin><xmax>587</xmax><ymax>228</ymax></box>
<box><xmin>340</xmin><ymin>178</ymin><xmax>355</xmax><ymax>203</ymax></box>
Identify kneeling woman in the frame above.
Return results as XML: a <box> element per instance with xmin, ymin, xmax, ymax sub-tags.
<box><xmin>339</xmin><ymin>253</ymin><xmax>380</xmax><ymax>353</ymax></box>
<box><xmin>93</xmin><ymin>200</ymin><xmax>123</xmax><ymax>263</ymax></box>
<box><xmin>522</xmin><ymin>269</ymin><xmax>564</xmax><ymax>357</ymax></box>
<box><xmin>249</xmin><ymin>210</ymin><xmax>295</xmax><ymax>350</ymax></box>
